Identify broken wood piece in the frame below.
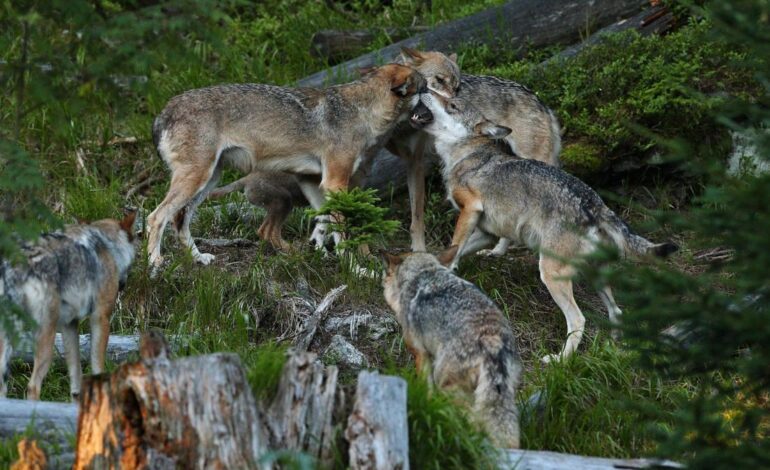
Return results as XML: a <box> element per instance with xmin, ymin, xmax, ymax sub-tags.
<box><xmin>194</xmin><ymin>237</ymin><xmax>256</xmax><ymax>248</ymax></box>
<box><xmin>264</xmin><ymin>352</ymin><xmax>342</xmax><ymax>466</ymax></box>
<box><xmin>345</xmin><ymin>371</ymin><xmax>409</xmax><ymax>470</ymax></box>
<box><xmin>500</xmin><ymin>449</ymin><xmax>684</xmax><ymax>469</ymax></box>
<box><xmin>74</xmin><ymin>352</ymin><xmax>267</xmax><ymax>469</ymax></box>
<box><xmin>297</xmin><ymin>0</ymin><xmax>647</xmax><ymax>88</ymax></box>
<box><xmin>295</xmin><ymin>285</ymin><xmax>348</xmax><ymax>351</ymax></box>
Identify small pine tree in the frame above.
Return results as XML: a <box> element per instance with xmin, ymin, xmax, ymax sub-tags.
<box><xmin>307</xmin><ymin>188</ymin><xmax>400</xmax><ymax>252</ymax></box>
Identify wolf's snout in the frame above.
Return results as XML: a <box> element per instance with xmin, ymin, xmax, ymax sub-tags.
<box><xmin>410</xmin><ymin>100</ymin><xmax>433</xmax><ymax>129</ymax></box>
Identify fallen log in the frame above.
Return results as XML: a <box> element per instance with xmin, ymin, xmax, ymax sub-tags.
<box><xmin>501</xmin><ymin>449</ymin><xmax>684</xmax><ymax>469</ymax></box>
<box><xmin>0</xmin><ymin>399</ymin><xmax>77</xmax><ymax>469</ymax></box>
<box><xmin>73</xmin><ymin>352</ymin><xmax>267</xmax><ymax>469</ymax></box>
<box><xmin>297</xmin><ymin>0</ymin><xmax>646</xmax><ymax>88</ymax></box>
<box><xmin>345</xmin><ymin>370</ymin><xmax>410</xmax><ymax>470</ymax></box>
<box><xmin>311</xmin><ymin>27</ymin><xmax>429</xmax><ymax>64</ymax></box>
<box><xmin>543</xmin><ymin>4</ymin><xmax>675</xmax><ymax>65</ymax></box>
<box><xmin>10</xmin><ymin>333</ymin><xmax>188</xmax><ymax>365</ymax></box>
<box><xmin>264</xmin><ymin>352</ymin><xmax>343</xmax><ymax>467</ymax></box>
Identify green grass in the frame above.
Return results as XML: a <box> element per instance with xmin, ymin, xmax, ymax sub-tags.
<box><xmin>3</xmin><ymin>0</ymin><xmax>750</xmax><ymax>466</ymax></box>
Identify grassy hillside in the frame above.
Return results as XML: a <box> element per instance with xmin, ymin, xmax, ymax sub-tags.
<box><xmin>1</xmin><ymin>0</ymin><xmax>763</xmax><ymax>467</ymax></box>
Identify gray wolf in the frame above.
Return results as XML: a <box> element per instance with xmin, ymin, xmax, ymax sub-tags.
<box><xmin>0</xmin><ymin>211</ymin><xmax>137</xmax><ymax>400</ymax></box>
<box><xmin>207</xmin><ymin>171</ymin><xmax>307</xmax><ymax>252</ymax></box>
<box><xmin>147</xmin><ymin>64</ymin><xmax>426</xmax><ymax>268</ymax></box>
<box><xmin>382</xmin><ymin>247</ymin><xmax>521</xmax><ymax>448</ymax></box>
<box><xmin>391</xmin><ymin>48</ymin><xmax>562</xmax><ymax>253</ymax></box>
<box><xmin>412</xmin><ymin>93</ymin><xmax>678</xmax><ymax>362</ymax></box>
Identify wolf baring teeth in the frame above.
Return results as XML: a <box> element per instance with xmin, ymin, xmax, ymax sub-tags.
<box><xmin>414</xmin><ymin>92</ymin><xmax>678</xmax><ymax>363</ymax></box>
<box><xmin>0</xmin><ymin>212</ymin><xmax>137</xmax><ymax>400</ymax></box>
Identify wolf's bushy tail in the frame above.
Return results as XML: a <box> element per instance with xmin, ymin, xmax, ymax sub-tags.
<box><xmin>474</xmin><ymin>333</ymin><xmax>521</xmax><ymax>449</ymax></box>
<box><xmin>600</xmin><ymin>209</ymin><xmax>678</xmax><ymax>258</ymax></box>
<box><xmin>207</xmin><ymin>176</ymin><xmax>248</xmax><ymax>200</ymax></box>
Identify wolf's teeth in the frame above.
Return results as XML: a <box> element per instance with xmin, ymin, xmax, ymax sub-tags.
<box><xmin>412</xmin><ymin>114</ymin><xmax>418</xmax><ymax>120</ymax></box>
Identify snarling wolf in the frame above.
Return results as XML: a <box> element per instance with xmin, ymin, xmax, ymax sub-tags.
<box><xmin>0</xmin><ymin>212</ymin><xmax>137</xmax><ymax>400</ymax></box>
<box><xmin>393</xmin><ymin>48</ymin><xmax>562</xmax><ymax>253</ymax></box>
<box><xmin>412</xmin><ymin>92</ymin><xmax>678</xmax><ymax>362</ymax></box>
<box><xmin>382</xmin><ymin>247</ymin><xmax>521</xmax><ymax>448</ymax></box>
<box><xmin>147</xmin><ymin>64</ymin><xmax>426</xmax><ymax>268</ymax></box>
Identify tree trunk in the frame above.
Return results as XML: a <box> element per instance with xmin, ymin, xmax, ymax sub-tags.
<box><xmin>263</xmin><ymin>352</ymin><xmax>343</xmax><ymax>466</ymax></box>
<box><xmin>311</xmin><ymin>27</ymin><xmax>429</xmax><ymax>64</ymax></box>
<box><xmin>73</xmin><ymin>353</ymin><xmax>267</xmax><ymax>469</ymax></box>
<box><xmin>345</xmin><ymin>371</ymin><xmax>409</xmax><ymax>470</ymax></box>
<box><xmin>542</xmin><ymin>4</ymin><xmax>675</xmax><ymax>65</ymax></box>
<box><xmin>297</xmin><ymin>0</ymin><xmax>646</xmax><ymax>88</ymax></box>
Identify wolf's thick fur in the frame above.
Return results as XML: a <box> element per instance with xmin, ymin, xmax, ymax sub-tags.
<box><xmin>414</xmin><ymin>93</ymin><xmax>678</xmax><ymax>362</ymax></box>
<box><xmin>208</xmin><ymin>171</ymin><xmax>307</xmax><ymax>251</ymax></box>
<box><xmin>393</xmin><ymin>48</ymin><xmax>561</xmax><ymax>252</ymax></box>
<box><xmin>0</xmin><ymin>213</ymin><xmax>137</xmax><ymax>400</ymax></box>
<box><xmin>147</xmin><ymin>64</ymin><xmax>425</xmax><ymax>268</ymax></box>
<box><xmin>383</xmin><ymin>249</ymin><xmax>521</xmax><ymax>448</ymax></box>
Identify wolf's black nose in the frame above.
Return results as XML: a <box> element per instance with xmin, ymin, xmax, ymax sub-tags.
<box><xmin>418</xmin><ymin>82</ymin><xmax>428</xmax><ymax>94</ymax></box>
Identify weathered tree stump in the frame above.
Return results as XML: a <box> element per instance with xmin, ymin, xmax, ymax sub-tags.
<box><xmin>73</xmin><ymin>353</ymin><xmax>267</xmax><ymax>469</ymax></box>
<box><xmin>264</xmin><ymin>352</ymin><xmax>343</xmax><ymax>466</ymax></box>
<box><xmin>345</xmin><ymin>371</ymin><xmax>409</xmax><ymax>470</ymax></box>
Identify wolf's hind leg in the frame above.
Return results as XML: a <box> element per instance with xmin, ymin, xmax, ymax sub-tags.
<box><xmin>597</xmin><ymin>285</ymin><xmax>623</xmax><ymax>341</ymax></box>
<box><xmin>0</xmin><ymin>332</ymin><xmax>11</xmax><ymax>397</ymax></box>
<box><xmin>27</xmin><ymin>296</ymin><xmax>60</xmax><ymax>400</ymax></box>
<box><xmin>147</xmin><ymin>152</ymin><xmax>219</xmax><ymax>269</ymax></box>
<box><xmin>174</xmin><ymin>164</ymin><xmax>222</xmax><ymax>265</ymax></box>
<box><xmin>90</xmin><ymin>280</ymin><xmax>119</xmax><ymax>375</ymax></box>
<box><xmin>459</xmin><ymin>229</ymin><xmax>497</xmax><ymax>257</ymax></box>
<box><xmin>539</xmin><ymin>255</ymin><xmax>584</xmax><ymax>363</ymax></box>
<box><xmin>61</xmin><ymin>320</ymin><xmax>82</xmax><ymax>401</ymax></box>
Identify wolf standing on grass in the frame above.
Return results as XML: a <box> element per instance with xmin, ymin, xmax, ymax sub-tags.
<box><xmin>383</xmin><ymin>248</ymin><xmax>521</xmax><ymax>449</ymax></box>
<box><xmin>411</xmin><ymin>93</ymin><xmax>678</xmax><ymax>363</ymax></box>
<box><xmin>147</xmin><ymin>64</ymin><xmax>426</xmax><ymax>269</ymax></box>
<box><xmin>0</xmin><ymin>212</ymin><xmax>137</xmax><ymax>400</ymax></box>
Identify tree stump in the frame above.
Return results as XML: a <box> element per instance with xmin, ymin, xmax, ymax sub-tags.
<box><xmin>73</xmin><ymin>353</ymin><xmax>267</xmax><ymax>469</ymax></box>
<box><xmin>345</xmin><ymin>371</ymin><xmax>409</xmax><ymax>470</ymax></box>
<box><xmin>264</xmin><ymin>352</ymin><xmax>343</xmax><ymax>466</ymax></box>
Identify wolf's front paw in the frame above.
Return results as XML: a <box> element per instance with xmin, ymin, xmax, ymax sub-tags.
<box><xmin>541</xmin><ymin>353</ymin><xmax>563</xmax><ymax>364</ymax></box>
<box><xmin>196</xmin><ymin>252</ymin><xmax>216</xmax><ymax>265</ymax></box>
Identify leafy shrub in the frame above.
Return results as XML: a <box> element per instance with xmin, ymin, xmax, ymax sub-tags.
<box><xmin>466</xmin><ymin>19</ymin><xmax>758</xmax><ymax>175</ymax></box>
<box><xmin>308</xmin><ymin>188</ymin><xmax>400</xmax><ymax>252</ymax></box>
<box><xmin>579</xmin><ymin>1</ymin><xmax>770</xmax><ymax>467</ymax></box>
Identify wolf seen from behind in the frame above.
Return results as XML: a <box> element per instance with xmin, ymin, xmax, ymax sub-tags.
<box><xmin>382</xmin><ymin>247</ymin><xmax>522</xmax><ymax>449</ymax></box>
<box><xmin>0</xmin><ymin>211</ymin><xmax>137</xmax><ymax>400</ymax></box>
<box><xmin>411</xmin><ymin>93</ymin><xmax>678</xmax><ymax>363</ymax></box>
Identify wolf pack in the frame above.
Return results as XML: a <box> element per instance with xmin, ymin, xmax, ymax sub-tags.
<box><xmin>0</xmin><ymin>47</ymin><xmax>677</xmax><ymax>450</ymax></box>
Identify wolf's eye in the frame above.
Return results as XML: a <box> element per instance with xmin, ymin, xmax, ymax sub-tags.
<box><xmin>435</xmin><ymin>76</ymin><xmax>445</xmax><ymax>85</ymax></box>
<box><xmin>447</xmin><ymin>102</ymin><xmax>458</xmax><ymax>113</ymax></box>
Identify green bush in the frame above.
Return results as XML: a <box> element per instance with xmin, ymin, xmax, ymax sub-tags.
<box><xmin>579</xmin><ymin>1</ymin><xmax>770</xmax><ymax>467</ymax></box>
<box><xmin>466</xmin><ymin>19</ymin><xmax>758</xmax><ymax>174</ymax></box>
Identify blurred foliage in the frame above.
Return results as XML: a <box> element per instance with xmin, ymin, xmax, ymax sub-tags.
<box><xmin>579</xmin><ymin>1</ymin><xmax>770</xmax><ymax>467</ymax></box>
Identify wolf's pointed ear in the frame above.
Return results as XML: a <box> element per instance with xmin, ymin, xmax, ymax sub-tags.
<box><xmin>76</xmin><ymin>217</ymin><xmax>90</xmax><ymax>225</ymax></box>
<box><xmin>437</xmin><ymin>245</ymin><xmax>459</xmax><ymax>267</ymax></box>
<box><xmin>475</xmin><ymin>121</ymin><xmax>511</xmax><ymax>139</ymax></box>
<box><xmin>448</xmin><ymin>52</ymin><xmax>458</xmax><ymax>63</ymax></box>
<box><xmin>391</xmin><ymin>76</ymin><xmax>411</xmax><ymax>97</ymax></box>
<box><xmin>120</xmin><ymin>210</ymin><xmax>137</xmax><ymax>235</ymax></box>
<box><xmin>400</xmin><ymin>47</ymin><xmax>425</xmax><ymax>65</ymax></box>
<box><xmin>357</xmin><ymin>66</ymin><xmax>376</xmax><ymax>76</ymax></box>
<box><xmin>379</xmin><ymin>250</ymin><xmax>405</xmax><ymax>269</ymax></box>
